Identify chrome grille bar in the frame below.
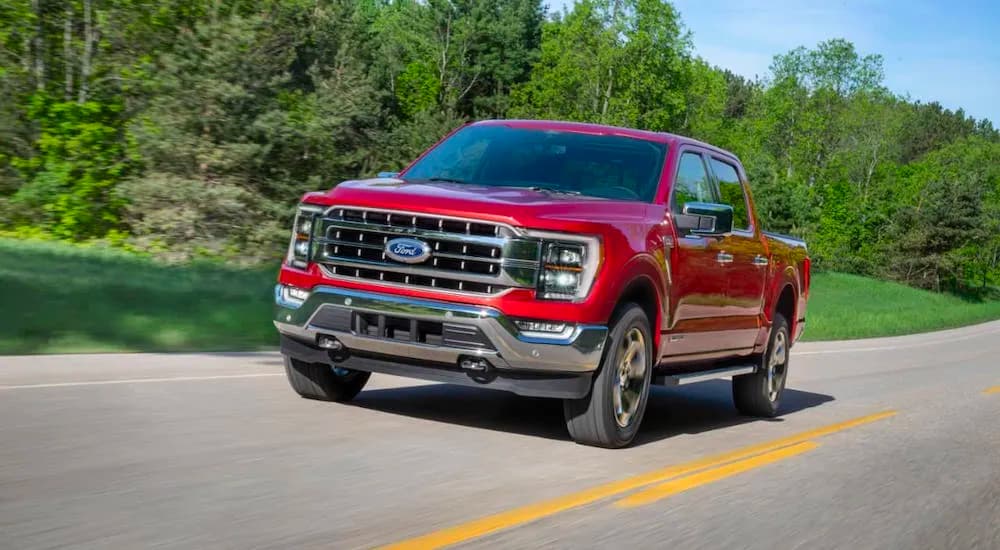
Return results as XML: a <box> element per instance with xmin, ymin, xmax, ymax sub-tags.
<box><xmin>313</xmin><ymin>207</ymin><xmax>541</xmax><ymax>296</ymax></box>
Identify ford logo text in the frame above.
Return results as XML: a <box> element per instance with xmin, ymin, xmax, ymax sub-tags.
<box><xmin>385</xmin><ymin>238</ymin><xmax>432</xmax><ymax>264</ymax></box>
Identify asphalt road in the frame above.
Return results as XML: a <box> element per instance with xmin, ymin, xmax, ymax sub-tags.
<box><xmin>2</xmin><ymin>321</ymin><xmax>999</xmax><ymax>549</ymax></box>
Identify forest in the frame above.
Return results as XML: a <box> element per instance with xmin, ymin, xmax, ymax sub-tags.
<box><xmin>2</xmin><ymin>0</ymin><xmax>998</xmax><ymax>295</ymax></box>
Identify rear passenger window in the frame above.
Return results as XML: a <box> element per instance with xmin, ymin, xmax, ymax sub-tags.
<box><xmin>711</xmin><ymin>158</ymin><xmax>751</xmax><ymax>231</ymax></box>
<box><xmin>672</xmin><ymin>153</ymin><xmax>714</xmax><ymax>214</ymax></box>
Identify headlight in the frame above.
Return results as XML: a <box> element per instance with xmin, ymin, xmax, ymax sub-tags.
<box><xmin>294</xmin><ymin>240</ymin><xmax>310</xmax><ymax>256</ymax></box>
<box><xmin>287</xmin><ymin>204</ymin><xmax>323</xmax><ymax>268</ymax></box>
<box><xmin>527</xmin><ymin>232</ymin><xmax>602</xmax><ymax>301</ymax></box>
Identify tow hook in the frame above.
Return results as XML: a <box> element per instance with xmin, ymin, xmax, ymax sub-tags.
<box><xmin>317</xmin><ymin>334</ymin><xmax>343</xmax><ymax>350</ymax></box>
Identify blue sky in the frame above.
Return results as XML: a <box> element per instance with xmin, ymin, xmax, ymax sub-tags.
<box><xmin>547</xmin><ymin>0</ymin><xmax>1000</xmax><ymax>125</ymax></box>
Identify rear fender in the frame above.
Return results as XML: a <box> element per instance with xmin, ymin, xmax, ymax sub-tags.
<box><xmin>757</xmin><ymin>262</ymin><xmax>800</xmax><ymax>352</ymax></box>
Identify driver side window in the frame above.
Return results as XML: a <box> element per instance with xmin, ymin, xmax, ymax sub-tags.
<box><xmin>672</xmin><ymin>152</ymin><xmax>715</xmax><ymax>214</ymax></box>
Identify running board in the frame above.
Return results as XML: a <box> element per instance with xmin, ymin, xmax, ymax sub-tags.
<box><xmin>655</xmin><ymin>364</ymin><xmax>756</xmax><ymax>386</ymax></box>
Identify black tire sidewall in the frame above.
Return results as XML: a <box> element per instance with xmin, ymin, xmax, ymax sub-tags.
<box><xmin>284</xmin><ymin>356</ymin><xmax>370</xmax><ymax>402</ymax></box>
<box><xmin>736</xmin><ymin>313</ymin><xmax>790</xmax><ymax>416</ymax></box>
<box><xmin>764</xmin><ymin>314</ymin><xmax>790</xmax><ymax>410</ymax></box>
<box><xmin>592</xmin><ymin>304</ymin><xmax>654</xmax><ymax>446</ymax></box>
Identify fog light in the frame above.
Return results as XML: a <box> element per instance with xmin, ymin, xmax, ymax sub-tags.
<box><xmin>286</xmin><ymin>286</ymin><xmax>310</xmax><ymax>301</ymax></box>
<box><xmin>277</xmin><ymin>284</ymin><xmax>310</xmax><ymax>308</ymax></box>
<box><xmin>515</xmin><ymin>320</ymin><xmax>568</xmax><ymax>333</ymax></box>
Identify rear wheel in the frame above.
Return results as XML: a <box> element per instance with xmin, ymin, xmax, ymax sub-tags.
<box><xmin>733</xmin><ymin>313</ymin><xmax>790</xmax><ymax>417</ymax></box>
<box><xmin>563</xmin><ymin>304</ymin><xmax>653</xmax><ymax>448</ymax></box>
<box><xmin>284</xmin><ymin>355</ymin><xmax>370</xmax><ymax>402</ymax></box>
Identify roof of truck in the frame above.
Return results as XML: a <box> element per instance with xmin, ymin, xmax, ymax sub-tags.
<box><xmin>472</xmin><ymin>119</ymin><xmax>740</xmax><ymax>162</ymax></box>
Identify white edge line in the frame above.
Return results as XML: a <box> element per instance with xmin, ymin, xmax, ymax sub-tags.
<box><xmin>794</xmin><ymin>327</ymin><xmax>1000</xmax><ymax>356</ymax></box>
<box><xmin>0</xmin><ymin>373</ymin><xmax>283</xmax><ymax>390</ymax></box>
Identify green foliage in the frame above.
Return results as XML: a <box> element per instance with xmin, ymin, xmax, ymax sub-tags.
<box><xmin>8</xmin><ymin>94</ymin><xmax>133</xmax><ymax>238</ymax></box>
<box><xmin>880</xmin><ymin>137</ymin><xmax>1000</xmax><ymax>291</ymax></box>
<box><xmin>0</xmin><ymin>1</ymin><xmax>997</xmax><ymax>298</ymax></box>
<box><xmin>510</xmin><ymin>0</ymin><xmax>691</xmax><ymax>130</ymax></box>
<box><xmin>396</xmin><ymin>62</ymin><xmax>440</xmax><ymax>117</ymax></box>
<box><xmin>371</xmin><ymin>0</ymin><xmax>543</xmax><ymax>118</ymax></box>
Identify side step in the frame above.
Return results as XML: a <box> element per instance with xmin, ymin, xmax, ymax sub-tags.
<box><xmin>654</xmin><ymin>364</ymin><xmax>756</xmax><ymax>386</ymax></box>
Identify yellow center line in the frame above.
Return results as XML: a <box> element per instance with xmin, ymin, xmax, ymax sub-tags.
<box><xmin>984</xmin><ymin>386</ymin><xmax>1000</xmax><ymax>395</ymax></box>
<box><xmin>379</xmin><ymin>410</ymin><xmax>896</xmax><ymax>550</ymax></box>
<box><xmin>616</xmin><ymin>441</ymin><xmax>819</xmax><ymax>508</ymax></box>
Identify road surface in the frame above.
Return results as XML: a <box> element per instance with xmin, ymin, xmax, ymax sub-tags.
<box><xmin>2</xmin><ymin>321</ymin><xmax>999</xmax><ymax>549</ymax></box>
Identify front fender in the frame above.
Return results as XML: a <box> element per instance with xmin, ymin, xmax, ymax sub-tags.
<box><xmin>602</xmin><ymin>253</ymin><xmax>668</xmax><ymax>350</ymax></box>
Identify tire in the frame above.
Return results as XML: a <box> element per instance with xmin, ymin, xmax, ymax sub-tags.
<box><xmin>283</xmin><ymin>355</ymin><xmax>370</xmax><ymax>402</ymax></box>
<box><xmin>733</xmin><ymin>312</ymin><xmax>790</xmax><ymax>417</ymax></box>
<box><xmin>563</xmin><ymin>303</ymin><xmax>653</xmax><ymax>448</ymax></box>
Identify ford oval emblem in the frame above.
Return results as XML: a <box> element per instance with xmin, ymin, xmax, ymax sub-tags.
<box><xmin>385</xmin><ymin>237</ymin><xmax>432</xmax><ymax>264</ymax></box>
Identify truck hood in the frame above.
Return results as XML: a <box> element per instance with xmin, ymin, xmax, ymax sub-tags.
<box><xmin>304</xmin><ymin>178</ymin><xmax>662</xmax><ymax>234</ymax></box>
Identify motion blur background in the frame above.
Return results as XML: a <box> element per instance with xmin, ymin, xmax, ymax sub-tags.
<box><xmin>1</xmin><ymin>0</ymin><xmax>998</xmax><ymax>352</ymax></box>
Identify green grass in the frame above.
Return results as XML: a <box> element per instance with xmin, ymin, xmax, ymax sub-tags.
<box><xmin>0</xmin><ymin>239</ymin><xmax>278</xmax><ymax>354</ymax></box>
<box><xmin>801</xmin><ymin>272</ymin><xmax>1000</xmax><ymax>341</ymax></box>
<box><xmin>2</xmin><ymin>238</ymin><xmax>1000</xmax><ymax>354</ymax></box>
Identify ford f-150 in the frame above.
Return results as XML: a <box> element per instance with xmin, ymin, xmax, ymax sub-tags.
<box><xmin>274</xmin><ymin>120</ymin><xmax>810</xmax><ymax>448</ymax></box>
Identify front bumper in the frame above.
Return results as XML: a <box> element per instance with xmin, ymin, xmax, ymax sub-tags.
<box><xmin>273</xmin><ymin>285</ymin><xmax>608</xmax><ymax>398</ymax></box>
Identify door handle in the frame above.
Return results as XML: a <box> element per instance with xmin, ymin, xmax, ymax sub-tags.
<box><xmin>716</xmin><ymin>252</ymin><xmax>734</xmax><ymax>265</ymax></box>
<box><xmin>752</xmin><ymin>255</ymin><xmax>769</xmax><ymax>267</ymax></box>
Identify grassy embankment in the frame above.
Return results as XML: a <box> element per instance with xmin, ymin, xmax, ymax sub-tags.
<box><xmin>2</xmin><ymin>238</ymin><xmax>999</xmax><ymax>354</ymax></box>
<box><xmin>800</xmin><ymin>271</ymin><xmax>1000</xmax><ymax>341</ymax></box>
<box><xmin>0</xmin><ymin>238</ymin><xmax>276</xmax><ymax>354</ymax></box>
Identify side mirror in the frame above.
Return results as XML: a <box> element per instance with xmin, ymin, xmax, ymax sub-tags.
<box><xmin>377</xmin><ymin>171</ymin><xmax>400</xmax><ymax>179</ymax></box>
<box><xmin>675</xmin><ymin>202</ymin><xmax>734</xmax><ymax>236</ymax></box>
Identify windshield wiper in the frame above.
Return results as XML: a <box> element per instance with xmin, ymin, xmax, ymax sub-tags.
<box><xmin>425</xmin><ymin>176</ymin><xmax>469</xmax><ymax>185</ymax></box>
<box><xmin>526</xmin><ymin>186</ymin><xmax>582</xmax><ymax>196</ymax></box>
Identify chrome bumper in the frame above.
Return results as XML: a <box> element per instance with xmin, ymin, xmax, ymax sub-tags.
<box><xmin>273</xmin><ymin>285</ymin><xmax>608</xmax><ymax>374</ymax></box>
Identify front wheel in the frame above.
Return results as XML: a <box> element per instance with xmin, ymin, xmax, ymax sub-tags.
<box><xmin>284</xmin><ymin>356</ymin><xmax>370</xmax><ymax>402</ymax></box>
<box><xmin>563</xmin><ymin>303</ymin><xmax>653</xmax><ymax>448</ymax></box>
<box><xmin>733</xmin><ymin>313</ymin><xmax>790</xmax><ymax>417</ymax></box>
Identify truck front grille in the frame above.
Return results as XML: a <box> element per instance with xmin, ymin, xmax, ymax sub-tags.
<box><xmin>310</xmin><ymin>207</ymin><xmax>542</xmax><ymax>296</ymax></box>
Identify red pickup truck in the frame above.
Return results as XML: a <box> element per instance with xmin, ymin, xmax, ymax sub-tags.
<box><xmin>274</xmin><ymin>120</ymin><xmax>810</xmax><ymax>448</ymax></box>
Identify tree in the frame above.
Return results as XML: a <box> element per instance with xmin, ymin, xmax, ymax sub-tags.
<box><xmin>510</xmin><ymin>0</ymin><xmax>692</xmax><ymax>131</ymax></box>
<box><xmin>370</xmin><ymin>0</ymin><xmax>543</xmax><ymax>120</ymax></box>
<box><xmin>124</xmin><ymin>3</ymin><xmax>381</xmax><ymax>259</ymax></box>
<box><xmin>882</xmin><ymin>138</ymin><xmax>1000</xmax><ymax>291</ymax></box>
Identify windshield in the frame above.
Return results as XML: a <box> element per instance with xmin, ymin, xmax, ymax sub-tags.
<box><xmin>402</xmin><ymin>125</ymin><xmax>667</xmax><ymax>202</ymax></box>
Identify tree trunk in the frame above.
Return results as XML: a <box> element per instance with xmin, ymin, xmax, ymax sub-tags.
<box><xmin>32</xmin><ymin>0</ymin><xmax>44</xmax><ymax>90</ymax></box>
<box><xmin>601</xmin><ymin>68</ymin><xmax>613</xmax><ymax>121</ymax></box>
<box><xmin>438</xmin><ymin>13</ymin><xmax>452</xmax><ymax>107</ymax></box>
<box><xmin>78</xmin><ymin>0</ymin><xmax>94</xmax><ymax>104</ymax></box>
<box><xmin>22</xmin><ymin>36</ymin><xmax>32</xmax><ymax>73</ymax></box>
<box><xmin>64</xmin><ymin>6</ymin><xmax>74</xmax><ymax>101</ymax></box>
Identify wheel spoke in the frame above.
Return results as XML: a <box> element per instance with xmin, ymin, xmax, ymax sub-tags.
<box><xmin>620</xmin><ymin>388</ymin><xmax>633</xmax><ymax>417</ymax></box>
<box><xmin>613</xmin><ymin>326</ymin><xmax>648</xmax><ymax>428</ymax></box>
<box><xmin>766</xmin><ymin>330</ymin><xmax>788</xmax><ymax>401</ymax></box>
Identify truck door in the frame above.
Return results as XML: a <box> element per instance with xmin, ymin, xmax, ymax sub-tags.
<box><xmin>662</xmin><ymin>149</ymin><xmax>735</xmax><ymax>358</ymax></box>
<box><xmin>709</xmin><ymin>156</ymin><xmax>767</xmax><ymax>351</ymax></box>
